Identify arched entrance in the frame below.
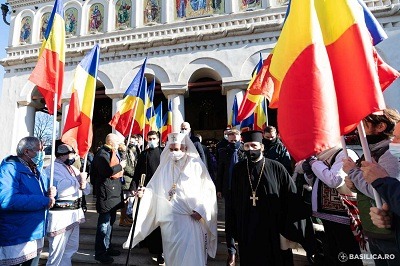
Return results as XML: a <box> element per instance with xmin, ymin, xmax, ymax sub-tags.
<box><xmin>92</xmin><ymin>83</ymin><xmax>112</xmax><ymax>151</ymax></box>
<box><xmin>185</xmin><ymin>76</ymin><xmax>227</xmax><ymax>142</ymax></box>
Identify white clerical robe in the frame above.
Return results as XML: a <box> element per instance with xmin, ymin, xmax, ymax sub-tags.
<box><xmin>123</xmin><ymin>154</ymin><xmax>217</xmax><ymax>266</ymax></box>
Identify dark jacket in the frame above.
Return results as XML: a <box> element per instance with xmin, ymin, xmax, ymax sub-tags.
<box><xmin>263</xmin><ymin>138</ymin><xmax>292</xmax><ymax>174</ymax></box>
<box><xmin>217</xmin><ymin>142</ymin><xmax>246</xmax><ymax>196</ymax></box>
<box><xmin>190</xmin><ymin>135</ymin><xmax>207</xmax><ymax>168</ymax></box>
<box><xmin>130</xmin><ymin>146</ymin><xmax>163</xmax><ymax>189</ymax></box>
<box><xmin>91</xmin><ymin>145</ymin><xmax>124</xmax><ymax>213</ymax></box>
<box><xmin>121</xmin><ymin>147</ymin><xmax>138</xmax><ymax>191</ymax></box>
<box><xmin>372</xmin><ymin>177</ymin><xmax>400</xmax><ymax>250</ymax></box>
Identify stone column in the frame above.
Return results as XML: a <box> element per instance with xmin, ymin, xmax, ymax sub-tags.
<box><xmin>229</xmin><ymin>0</ymin><xmax>239</xmax><ymax>13</ymax></box>
<box><xmin>222</xmin><ymin>81</ymin><xmax>247</xmax><ymax>129</ymax></box>
<box><xmin>164</xmin><ymin>0</ymin><xmax>175</xmax><ymax>24</ymax></box>
<box><xmin>168</xmin><ymin>94</ymin><xmax>185</xmax><ymax>132</ymax></box>
<box><xmin>60</xmin><ymin>102</ymin><xmax>70</xmax><ymax>133</ymax></box>
<box><xmin>134</xmin><ymin>0</ymin><xmax>144</xmax><ymax>28</ymax></box>
<box><xmin>111</xmin><ymin>97</ymin><xmax>124</xmax><ymax>138</ymax></box>
<box><xmin>162</xmin><ymin>84</ymin><xmax>187</xmax><ymax>132</ymax></box>
<box><xmin>15</xmin><ymin>104</ymin><xmax>36</xmax><ymax>142</ymax></box>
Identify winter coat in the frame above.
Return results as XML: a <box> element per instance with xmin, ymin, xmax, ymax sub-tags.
<box><xmin>0</xmin><ymin>156</ymin><xmax>50</xmax><ymax>246</ymax></box>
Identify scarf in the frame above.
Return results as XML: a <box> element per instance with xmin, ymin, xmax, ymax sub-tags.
<box><xmin>339</xmin><ymin>194</ymin><xmax>367</xmax><ymax>250</ymax></box>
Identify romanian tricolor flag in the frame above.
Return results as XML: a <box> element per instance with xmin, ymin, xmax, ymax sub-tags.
<box><xmin>254</xmin><ymin>97</ymin><xmax>268</xmax><ymax>131</ymax></box>
<box><xmin>144</xmin><ymin>78</ymin><xmax>156</xmax><ymax>134</ymax></box>
<box><xmin>356</xmin><ymin>0</ymin><xmax>387</xmax><ymax>46</ymax></box>
<box><xmin>61</xmin><ymin>44</ymin><xmax>100</xmax><ymax>157</ymax></box>
<box><xmin>152</xmin><ymin>102</ymin><xmax>163</xmax><ymax>132</ymax></box>
<box><xmin>264</xmin><ymin>0</ymin><xmax>399</xmax><ymax>161</ymax></box>
<box><xmin>268</xmin><ymin>0</ymin><xmax>340</xmax><ymax>160</ymax></box>
<box><xmin>314</xmin><ymin>0</ymin><xmax>398</xmax><ymax>134</ymax></box>
<box><xmin>109</xmin><ymin>59</ymin><xmax>147</xmax><ymax>136</ymax></box>
<box><xmin>161</xmin><ymin>99</ymin><xmax>172</xmax><ymax>143</ymax></box>
<box><xmin>135</xmin><ymin>77</ymin><xmax>148</xmax><ymax>133</ymax></box>
<box><xmin>240</xmin><ymin>113</ymin><xmax>254</xmax><ymax>132</ymax></box>
<box><xmin>237</xmin><ymin>54</ymin><xmax>265</xmax><ymax>121</ymax></box>
<box><xmin>29</xmin><ymin>0</ymin><xmax>65</xmax><ymax>115</ymax></box>
<box><xmin>228</xmin><ymin>95</ymin><xmax>239</xmax><ymax>127</ymax></box>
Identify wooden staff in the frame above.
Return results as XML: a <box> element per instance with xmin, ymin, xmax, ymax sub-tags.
<box><xmin>125</xmin><ymin>173</ymin><xmax>146</xmax><ymax>266</ymax></box>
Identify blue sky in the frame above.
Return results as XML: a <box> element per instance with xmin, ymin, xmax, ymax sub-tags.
<box><xmin>0</xmin><ymin>19</ymin><xmax>10</xmax><ymax>97</ymax></box>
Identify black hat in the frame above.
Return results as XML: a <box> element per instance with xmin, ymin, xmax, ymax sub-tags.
<box><xmin>57</xmin><ymin>144</ymin><xmax>75</xmax><ymax>155</ymax></box>
<box><xmin>241</xmin><ymin>130</ymin><xmax>263</xmax><ymax>143</ymax></box>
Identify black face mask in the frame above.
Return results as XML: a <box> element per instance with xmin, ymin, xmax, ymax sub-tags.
<box><xmin>64</xmin><ymin>158</ymin><xmax>76</xmax><ymax>166</ymax></box>
<box><xmin>365</xmin><ymin>134</ymin><xmax>387</xmax><ymax>145</ymax></box>
<box><xmin>128</xmin><ymin>144</ymin><xmax>134</xmax><ymax>149</ymax></box>
<box><xmin>245</xmin><ymin>150</ymin><xmax>261</xmax><ymax>161</ymax></box>
<box><xmin>229</xmin><ymin>141</ymin><xmax>240</xmax><ymax>150</ymax></box>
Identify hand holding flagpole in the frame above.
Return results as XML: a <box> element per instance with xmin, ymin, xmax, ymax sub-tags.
<box><xmin>357</xmin><ymin>123</ymin><xmax>383</xmax><ymax>209</ymax></box>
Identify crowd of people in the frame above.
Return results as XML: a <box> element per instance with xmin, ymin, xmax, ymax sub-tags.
<box><xmin>2</xmin><ymin>113</ymin><xmax>400</xmax><ymax>265</ymax></box>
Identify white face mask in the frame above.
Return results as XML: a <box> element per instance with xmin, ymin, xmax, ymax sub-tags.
<box><xmin>148</xmin><ymin>140</ymin><xmax>159</xmax><ymax>148</ymax></box>
<box><xmin>170</xmin><ymin>150</ymin><xmax>185</xmax><ymax>161</ymax></box>
<box><xmin>180</xmin><ymin>129</ymin><xmax>189</xmax><ymax>135</ymax></box>
<box><xmin>389</xmin><ymin>143</ymin><xmax>400</xmax><ymax>159</ymax></box>
<box><xmin>224</xmin><ymin>134</ymin><xmax>228</xmax><ymax>140</ymax></box>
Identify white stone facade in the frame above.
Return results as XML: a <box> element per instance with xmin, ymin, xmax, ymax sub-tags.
<box><xmin>0</xmin><ymin>0</ymin><xmax>399</xmax><ymax>159</ymax></box>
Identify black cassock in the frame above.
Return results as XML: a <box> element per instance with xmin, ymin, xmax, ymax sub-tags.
<box><xmin>230</xmin><ymin>157</ymin><xmax>308</xmax><ymax>266</ymax></box>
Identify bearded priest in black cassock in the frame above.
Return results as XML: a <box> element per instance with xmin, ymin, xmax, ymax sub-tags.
<box><xmin>229</xmin><ymin>130</ymin><xmax>310</xmax><ymax>266</ymax></box>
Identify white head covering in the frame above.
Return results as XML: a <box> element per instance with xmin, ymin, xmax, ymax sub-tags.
<box><xmin>158</xmin><ymin>132</ymin><xmax>200</xmax><ymax>166</ymax></box>
<box><xmin>168</xmin><ymin>132</ymin><xmax>186</xmax><ymax>145</ymax></box>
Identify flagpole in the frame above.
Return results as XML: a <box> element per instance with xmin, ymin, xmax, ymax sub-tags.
<box><xmin>142</xmin><ymin>115</ymin><xmax>145</xmax><ymax>151</ymax></box>
<box><xmin>264</xmin><ymin>97</ymin><xmax>268</xmax><ymax>127</ymax></box>
<box><xmin>357</xmin><ymin>122</ymin><xmax>383</xmax><ymax>209</ymax></box>
<box><xmin>159</xmin><ymin>103</ymin><xmax>163</xmax><ymax>147</ymax></box>
<box><xmin>49</xmin><ymin>93</ymin><xmax>58</xmax><ymax>188</ymax></box>
<box><xmin>340</xmin><ymin>136</ymin><xmax>349</xmax><ymax>158</ymax></box>
<box><xmin>82</xmin><ymin>154</ymin><xmax>88</xmax><ymax>174</ymax></box>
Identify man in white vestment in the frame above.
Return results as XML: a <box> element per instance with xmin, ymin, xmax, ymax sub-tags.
<box><xmin>45</xmin><ymin>144</ymin><xmax>91</xmax><ymax>266</ymax></box>
<box><xmin>123</xmin><ymin>132</ymin><xmax>217</xmax><ymax>266</ymax></box>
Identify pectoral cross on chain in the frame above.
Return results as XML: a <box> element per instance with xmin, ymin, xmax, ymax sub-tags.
<box><xmin>250</xmin><ymin>191</ymin><xmax>258</xmax><ymax>206</ymax></box>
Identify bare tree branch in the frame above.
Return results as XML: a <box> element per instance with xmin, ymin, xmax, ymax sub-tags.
<box><xmin>34</xmin><ymin>112</ymin><xmax>56</xmax><ymax>146</ymax></box>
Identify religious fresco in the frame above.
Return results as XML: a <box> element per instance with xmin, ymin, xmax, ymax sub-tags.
<box><xmin>89</xmin><ymin>4</ymin><xmax>104</xmax><ymax>33</ymax></box>
<box><xmin>239</xmin><ymin>0</ymin><xmax>261</xmax><ymax>11</ymax></box>
<box><xmin>175</xmin><ymin>0</ymin><xmax>225</xmax><ymax>20</ymax></box>
<box><xmin>116</xmin><ymin>0</ymin><xmax>132</xmax><ymax>29</ymax></box>
<box><xmin>143</xmin><ymin>0</ymin><xmax>161</xmax><ymax>25</ymax></box>
<box><xmin>65</xmin><ymin>8</ymin><xmax>78</xmax><ymax>36</ymax></box>
<box><xmin>40</xmin><ymin>13</ymin><xmax>51</xmax><ymax>40</ymax></box>
<box><xmin>20</xmin><ymin>16</ymin><xmax>32</xmax><ymax>44</ymax></box>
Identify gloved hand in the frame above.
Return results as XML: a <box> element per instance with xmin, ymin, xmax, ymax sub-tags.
<box><xmin>302</xmin><ymin>156</ymin><xmax>317</xmax><ymax>175</ymax></box>
<box><xmin>302</xmin><ymin>160</ymin><xmax>313</xmax><ymax>176</ymax></box>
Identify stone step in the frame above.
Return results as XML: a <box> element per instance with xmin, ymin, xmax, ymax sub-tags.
<box><xmin>44</xmin><ymin>234</ymin><xmax>232</xmax><ymax>256</ymax></box>
<box><xmin>40</xmin><ymin>246</ymin><xmax>234</xmax><ymax>265</ymax></box>
<box><xmin>39</xmin><ymin>195</ymin><xmax>308</xmax><ymax>265</ymax></box>
<box><xmin>40</xmin><ymin>247</ymin><xmax>308</xmax><ymax>266</ymax></box>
